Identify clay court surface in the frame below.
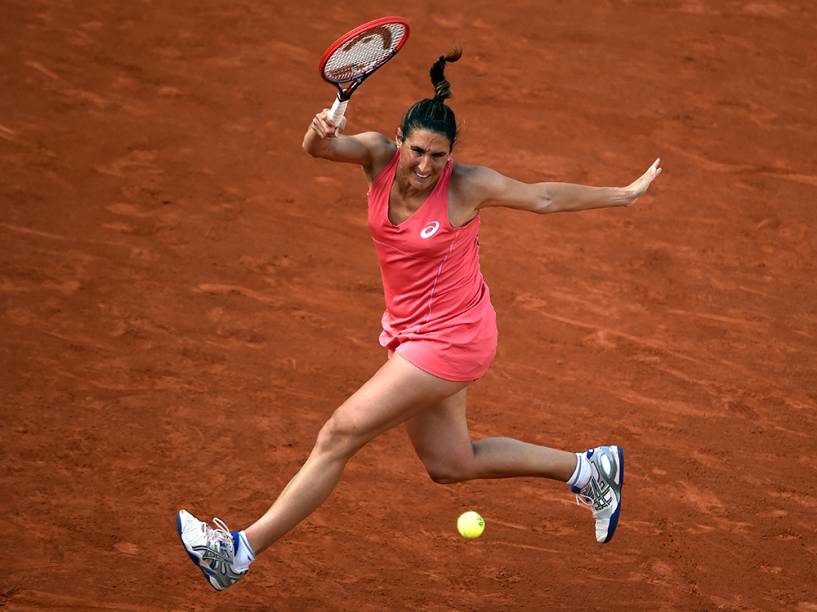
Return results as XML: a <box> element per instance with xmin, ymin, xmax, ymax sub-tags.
<box><xmin>2</xmin><ymin>0</ymin><xmax>816</xmax><ymax>609</ymax></box>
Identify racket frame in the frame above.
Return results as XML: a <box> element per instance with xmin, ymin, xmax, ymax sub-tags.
<box><xmin>318</xmin><ymin>16</ymin><xmax>410</xmax><ymax>123</ymax></box>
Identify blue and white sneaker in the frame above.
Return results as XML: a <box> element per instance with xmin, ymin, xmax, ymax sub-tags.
<box><xmin>176</xmin><ymin>509</ymin><xmax>246</xmax><ymax>591</ymax></box>
<box><xmin>572</xmin><ymin>446</ymin><xmax>624</xmax><ymax>543</ymax></box>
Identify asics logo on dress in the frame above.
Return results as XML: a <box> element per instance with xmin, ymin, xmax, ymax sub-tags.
<box><xmin>420</xmin><ymin>221</ymin><xmax>441</xmax><ymax>239</ymax></box>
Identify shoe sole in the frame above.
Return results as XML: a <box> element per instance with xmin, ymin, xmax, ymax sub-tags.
<box><xmin>602</xmin><ymin>446</ymin><xmax>624</xmax><ymax>544</ymax></box>
<box><xmin>176</xmin><ymin>511</ymin><xmax>221</xmax><ymax>591</ymax></box>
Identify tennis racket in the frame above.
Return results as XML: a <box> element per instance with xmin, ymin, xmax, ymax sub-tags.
<box><xmin>319</xmin><ymin>16</ymin><xmax>410</xmax><ymax>125</ymax></box>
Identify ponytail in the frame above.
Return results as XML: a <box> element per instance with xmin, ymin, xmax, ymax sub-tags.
<box><xmin>430</xmin><ymin>47</ymin><xmax>462</xmax><ymax>101</ymax></box>
<box><xmin>400</xmin><ymin>48</ymin><xmax>462</xmax><ymax>147</ymax></box>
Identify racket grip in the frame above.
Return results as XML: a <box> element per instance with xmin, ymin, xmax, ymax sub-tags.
<box><xmin>328</xmin><ymin>96</ymin><xmax>348</xmax><ymax>126</ymax></box>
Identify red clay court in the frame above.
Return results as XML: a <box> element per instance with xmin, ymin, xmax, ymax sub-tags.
<box><xmin>2</xmin><ymin>1</ymin><xmax>816</xmax><ymax>609</ymax></box>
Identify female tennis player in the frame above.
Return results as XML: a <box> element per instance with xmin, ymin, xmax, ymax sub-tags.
<box><xmin>177</xmin><ymin>49</ymin><xmax>662</xmax><ymax>591</ymax></box>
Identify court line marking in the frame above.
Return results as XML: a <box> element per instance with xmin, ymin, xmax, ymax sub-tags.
<box><xmin>666</xmin><ymin>307</ymin><xmax>765</xmax><ymax>329</ymax></box>
<box><xmin>528</xmin><ymin>309</ymin><xmax>787</xmax><ymax>390</ymax></box>
<box><xmin>0</xmin><ymin>223</ymin><xmax>135</xmax><ymax>251</ymax></box>
<box><xmin>665</xmin><ymin>143</ymin><xmax>817</xmax><ymax>187</ymax></box>
<box><xmin>1</xmin><ymin>223</ymin><xmax>69</xmax><ymax>241</ymax></box>
<box><xmin>0</xmin><ymin>123</ymin><xmax>17</xmax><ymax>141</ymax></box>
<box><xmin>25</xmin><ymin>60</ymin><xmax>64</xmax><ymax>81</ymax></box>
<box><xmin>492</xmin><ymin>540</ymin><xmax>562</xmax><ymax>554</ymax></box>
<box><xmin>533</xmin><ymin>310</ymin><xmax>708</xmax><ymax>367</ymax></box>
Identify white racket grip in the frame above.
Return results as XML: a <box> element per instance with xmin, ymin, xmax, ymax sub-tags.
<box><xmin>328</xmin><ymin>96</ymin><xmax>348</xmax><ymax>127</ymax></box>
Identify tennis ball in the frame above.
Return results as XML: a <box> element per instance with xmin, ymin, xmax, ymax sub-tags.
<box><xmin>457</xmin><ymin>510</ymin><xmax>485</xmax><ymax>539</ymax></box>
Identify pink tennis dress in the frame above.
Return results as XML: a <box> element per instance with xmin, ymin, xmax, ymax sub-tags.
<box><xmin>367</xmin><ymin>150</ymin><xmax>498</xmax><ymax>381</ymax></box>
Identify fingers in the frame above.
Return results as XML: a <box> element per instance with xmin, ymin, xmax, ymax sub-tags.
<box><xmin>311</xmin><ymin>110</ymin><xmax>343</xmax><ymax>138</ymax></box>
<box><xmin>311</xmin><ymin>111</ymin><xmax>332</xmax><ymax>138</ymax></box>
<box><xmin>624</xmin><ymin>157</ymin><xmax>663</xmax><ymax>203</ymax></box>
<box><xmin>640</xmin><ymin>158</ymin><xmax>663</xmax><ymax>186</ymax></box>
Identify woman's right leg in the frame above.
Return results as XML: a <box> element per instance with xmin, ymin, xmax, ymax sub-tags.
<box><xmin>243</xmin><ymin>354</ymin><xmax>468</xmax><ymax>555</ymax></box>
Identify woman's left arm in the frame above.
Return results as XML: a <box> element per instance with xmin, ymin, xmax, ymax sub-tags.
<box><xmin>464</xmin><ymin>158</ymin><xmax>662</xmax><ymax>214</ymax></box>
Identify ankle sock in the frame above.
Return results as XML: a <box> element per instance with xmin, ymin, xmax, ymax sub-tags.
<box><xmin>231</xmin><ymin>530</ymin><xmax>256</xmax><ymax>573</ymax></box>
<box><xmin>566</xmin><ymin>452</ymin><xmax>591</xmax><ymax>489</ymax></box>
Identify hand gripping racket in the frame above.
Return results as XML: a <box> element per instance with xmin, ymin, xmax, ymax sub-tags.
<box><xmin>319</xmin><ymin>16</ymin><xmax>410</xmax><ymax>125</ymax></box>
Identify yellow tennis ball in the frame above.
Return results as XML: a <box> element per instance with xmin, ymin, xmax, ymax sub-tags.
<box><xmin>457</xmin><ymin>511</ymin><xmax>485</xmax><ymax>539</ymax></box>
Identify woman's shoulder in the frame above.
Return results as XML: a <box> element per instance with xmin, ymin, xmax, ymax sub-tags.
<box><xmin>451</xmin><ymin>162</ymin><xmax>493</xmax><ymax>179</ymax></box>
<box><xmin>447</xmin><ymin>162</ymin><xmax>484</xmax><ymax>223</ymax></box>
<box><xmin>352</xmin><ymin>131</ymin><xmax>393</xmax><ymax>151</ymax></box>
<box><xmin>450</xmin><ymin>162</ymin><xmax>499</xmax><ymax>196</ymax></box>
<box><xmin>362</xmin><ymin>134</ymin><xmax>398</xmax><ymax>181</ymax></box>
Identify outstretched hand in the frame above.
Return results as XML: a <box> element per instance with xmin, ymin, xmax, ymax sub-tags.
<box><xmin>623</xmin><ymin>158</ymin><xmax>662</xmax><ymax>205</ymax></box>
<box><xmin>311</xmin><ymin>109</ymin><xmax>347</xmax><ymax>139</ymax></box>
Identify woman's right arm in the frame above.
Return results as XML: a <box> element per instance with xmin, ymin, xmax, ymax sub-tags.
<box><xmin>302</xmin><ymin>109</ymin><xmax>393</xmax><ymax>177</ymax></box>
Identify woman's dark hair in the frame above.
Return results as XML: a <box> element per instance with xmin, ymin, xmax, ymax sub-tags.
<box><xmin>400</xmin><ymin>48</ymin><xmax>462</xmax><ymax>147</ymax></box>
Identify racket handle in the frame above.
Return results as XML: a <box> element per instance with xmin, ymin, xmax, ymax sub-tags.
<box><xmin>328</xmin><ymin>96</ymin><xmax>349</xmax><ymax>125</ymax></box>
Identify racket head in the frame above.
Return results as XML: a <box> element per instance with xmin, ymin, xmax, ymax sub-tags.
<box><xmin>319</xmin><ymin>16</ymin><xmax>410</xmax><ymax>85</ymax></box>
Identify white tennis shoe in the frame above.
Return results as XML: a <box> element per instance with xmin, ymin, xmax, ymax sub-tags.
<box><xmin>572</xmin><ymin>445</ymin><xmax>624</xmax><ymax>543</ymax></box>
<box><xmin>176</xmin><ymin>509</ymin><xmax>246</xmax><ymax>591</ymax></box>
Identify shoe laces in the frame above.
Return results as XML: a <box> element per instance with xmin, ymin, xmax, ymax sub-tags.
<box><xmin>574</xmin><ymin>476</ymin><xmax>604</xmax><ymax>511</ymax></box>
<box><xmin>203</xmin><ymin>517</ymin><xmax>235</xmax><ymax>557</ymax></box>
<box><xmin>575</xmin><ymin>491</ymin><xmax>594</xmax><ymax>508</ymax></box>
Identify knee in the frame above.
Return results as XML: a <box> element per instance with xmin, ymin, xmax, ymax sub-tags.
<box><xmin>424</xmin><ymin>452</ymin><xmax>476</xmax><ymax>485</ymax></box>
<box><xmin>314</xmin><ymin>412</ymin><xmax>365</xmax><ymax>460</ymax></box>
<box><xmin>427</xmin><ymin>465</ymin><xmax>473</xmax><ymax>484</ymax></box>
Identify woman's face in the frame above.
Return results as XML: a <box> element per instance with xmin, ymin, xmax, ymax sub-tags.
<box><xmin>396</xmin><ymin>128</ymin><xmax>452</xmax><ymax>190</ymax></box>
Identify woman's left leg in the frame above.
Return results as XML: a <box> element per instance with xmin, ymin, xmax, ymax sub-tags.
<box><xmin>404</xmin><ymin>388</ymin><xmax>577</xmax><ymax>483</ymax></box>
<box><xmin>405</xmin><ymin>390</ymin><xmax>625</xmax><ymax>545</ymax></box>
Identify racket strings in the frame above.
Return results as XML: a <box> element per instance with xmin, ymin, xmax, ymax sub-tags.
<box><xmin>323</xmin><ymin>23</ymin><xmax>407</xmax><ymax>83</ymax></box>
